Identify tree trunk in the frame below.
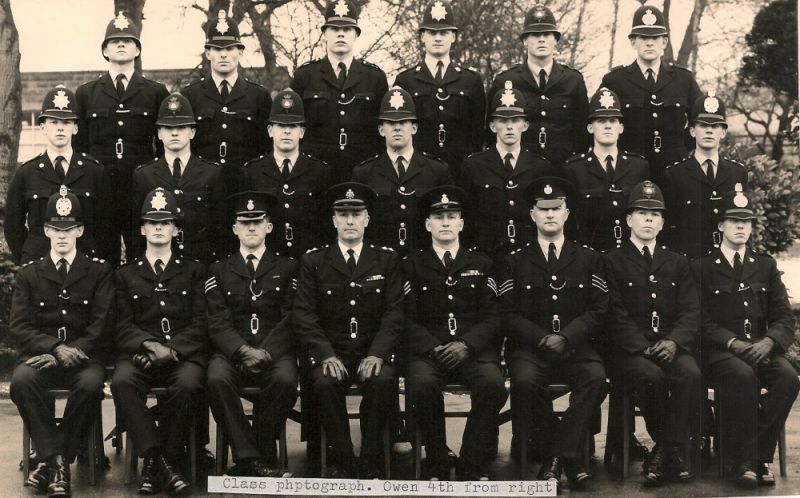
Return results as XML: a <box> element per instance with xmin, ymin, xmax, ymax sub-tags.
<box><xmin>114</xmin><ymin>0</ymin><xmax>146</xmax><ymax>71</ymax></box>
<box><xmin>662</xmin><ymin>0</ymin><xmax>675</xmax><ymax>62</ymax></box>
<box><xmin>676</xmin><ymin>0</ymin><xmax>708</xmax><ymax>68</ymax></box>
<box><xmin>568</xmin><ymin>0</ymin><xmax>588</xmax><ymax>67</ymax></box>
<box><xmin>608</xmin><ymin>0</ymin><xmax>620</xmax><ymax>70</ymax></box>
<box><xmin>0</xmin><ymin>0</ymin><xmax>22</xmax><ymax>252</ymax></box>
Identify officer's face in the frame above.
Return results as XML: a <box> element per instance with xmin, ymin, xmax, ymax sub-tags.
<box><xmin>268</xmin><ymin>123</ymin><xmax>305</xmax><ymax>153</ymax></box>
<box><xmin>41</xmin><ymin>118</ymin><xmax>78</xmax><ymax>148</ymax></box>
<box><xmin>205</xmin><ymin>46</ymin><xmax>243</xmax><ymax>76</ymax></box>
<box><xmin>158</xmin><ymin>125</ymin><xmax>196</xmax><ymax>153</ymax></box>
<box><xmin>690</xmin><ymin>123</ymin><xmax>727</xmax><ymax>152</ymax></box>
<box><xmin>44</xmin><ymin>225</ymin><xmax>83</xmax><ymax>255</ymax></box>
<box><xmin>420</xmin><ymin>29</ymin><xmax>456</xmax><ymax>58</ymax></box>
<box><xmin>718</xmin><ymin>218</ymin><xmax>752</xmax><ymax>248</ymax></box>
<box><xmin>587</xmin><ymin>118</ymin><xmax>624</xmax><ymax>146</ymax></box>
<box><xmin>103</xmin><ymin>37</ymin><xmax>140</xmax><ymax>63</ymax></box>
<box><xmin>426</xmin><ymin>210</ymin><xmax>464</xmax><ymax>244</ymax></box>
<box><xmin>141</xmin><ymin>219</ymin><xmax>178</xmax><ymax>246</ymax></box>
<box><xmin>233</xmin><ymin>218</ymin><xmax>273</xmax><ymax>250</ymax></box>
<box><xmin>379</xmin><ymin>120</ymin><xmax>417</xmax><ymax>151</ymax></box>
<box><xmin>333</xmin><ymin>209</ymin><xmax>369</xmax><ymax>243</ymax></box>
<box><xmin>323</xmin><ymin>26</ymin><xmax>359</xmax><ymax>55</ymax></box>
<box><xmin>627</xmin><ymin>209</ymin><xmax>664</xmax><ymax>243</ymax></box>
<box><xmin>531</xmin><ymin>202</ymin><xmax>569</xmax><ymax>237</ymax></box>
<box><xmin>490</xmin><ymin>117</ymin><xmax>529</xmax><ymax>146</ymax></box>
<box><xmin>630</xmin><ymin>35</ymin><xmax>668</xmax><ymax>63</ymax></box>
<box><xmin>523</xmin><ymin>32</ymin><xmax>558</xmax><ymax>60</ymax></box>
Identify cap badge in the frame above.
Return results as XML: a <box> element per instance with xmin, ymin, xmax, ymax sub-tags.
<box><xmin>500</xmin><ymin>88</ymin><xmax>517</xmax><ymax>107</ymax></box>
<box><xmin>441</xmin><ymin>194</ymin><xmax>450</xmax><ymax>204</ymax></box>
<box><xmin>389</xmin><ymin>90</ymin><xmax>405</xmax><ymax>110</ymax></box>
<box><xmin>281</xmin><ymin>94</ymin><xmax>294</xmax><ymax>109</ymax></box>
<box><xmin>247</xmin><ymin>200</ymin><xmax>255</xmax><ymax>210</ymax></box>
<box><xmin>151</xmin><ymin>190</ymin><xmax>168</xmax><ymax>211</ymax></box>
<box><xmin>333</xmin><ymin>0</ymin><xmax>349</xmax><ymax>17</ymax></box>
<box><xmin>643</xmin><ymin>183</ymin><xmax>655</xmax><ymax>197</ymax></box>
<box><xmin>544</xmin><ymin>185</ymin><xmax>553</xmax><ymax>195</ymax></box>
<box><xmin>113</xmin><ymin>11</ymin><xmax>130</xmax><ymax>30</ymax></box>
<box><xmin>53</xmin><ymin>90</ymin><xmax>70</xmax><ymax>110</ymax></box>
<box><xmin>167</xmin><ymin>96</ymin><xmax>180</xmax><ymax>112</ymax></box>
<box><xmin>430</xmin><ymin>1</ymin><xmax>447</xmax><ymax>21</ymax></box>
<box><xmin>642</xmin><ymin>9</ymin><xmax>657</xmax><ymax>26</ymax></box>
<box><xmin>56</xmin><ymin>196</ymin><xmax>73</xmax><ymax>216</ymax></box>
<box><xmin>216</xmin><ymin>10</ymin><xmax>229</xmax><ymax>35</ymax></box>
<box><xmin>733</xmin><ymin>192</ymin><xmax>748</xmax><ymax>208</ymax></box>
<box><xmin>703</xmin><ymin>96</ymin><xmax>719</xmax><ymax>113</ymax></box>
<box><xmin>599</xmin><ymin>90</ymin><xmax>615</xmax><ymax>109</ymax></box>
<box><xmin>534</xmin><ymin>7</ymin><xmax>546</xmax><ymax>20</ymax></box>
<box><xmin>59</xmin><ymin>185</ymin><xmax>68</xmax><ymax>196</ymax></box>
<box><xmin>345</xmin><ymin>189</ymin><xmax>355</xmax><ymax>199</ymax></box>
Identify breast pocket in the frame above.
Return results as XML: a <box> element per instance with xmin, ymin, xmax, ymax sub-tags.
<box><xmin>129</xmin><ymin>285</ymin><xmax>154</xmax><ymax>316</ymax></box>
<box><xmin>548</xmin><ymin>96</ymin><xmax>574</xmax><ymax>125</ymax></box>
<box><xmin>86</xmin><ymin>108</ymin><xmax>110</xmax><ymax>138</ymax></box>
<box><xmin>303</xmin><ymin>91</ymin><xmax>331</xmax><ymax>125</ymax></box>
<box><xmin>180</xmin><ymin>191</ymin><xmax>210</xmax><ymax>236</ymax></box>
<box><xmin>661</xmin><ymin>97</ymin><xmax>689</xmax><ymax>132</ymax></box>
<box><xmin>352</xmin><ymin>92</ymin><xmax>377</xmax><ymax>118</ymax></box>
<box><xmin>318</xmin><ymin>283</ymin><xmax>342</xmax><ymax>316</ymax></box>
<box><xmin>193</xmin><ymin>108</ymin><xmax>218</xmax><ymax>142</ymax></box>
<box><xmin>128</xmin><ymin>107</ymin><xmax>156</xmax><ymax>139</ymax></box>
<box><xmin>25</xmin><ymin>190</ymin><xmax>51</xmax><ymax>225</ymax></box>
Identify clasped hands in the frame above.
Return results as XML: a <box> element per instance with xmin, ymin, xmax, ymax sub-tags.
<box><xmin>26</xmin><ymin>344</ymin><xmax>88</xmax><ymax>370</ymax></box>
<box><xmin>730</xmin><ymin>337</ymin><xmax>774</xmax><ymax>366</ymax></box>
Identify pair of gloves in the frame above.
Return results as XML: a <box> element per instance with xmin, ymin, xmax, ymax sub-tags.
<box><xmin>25</xmin><ymin>344</ymin><xmax>88</xmax><ymax>370</ymax></box>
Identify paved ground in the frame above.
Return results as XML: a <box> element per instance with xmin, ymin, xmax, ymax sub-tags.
<box><xmin>1</xmin><ymin>392</ymin><xmax>799</xmax><ymax>497</ymax></box>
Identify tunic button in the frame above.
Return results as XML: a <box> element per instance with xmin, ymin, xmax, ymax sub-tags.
<box><xmin>540</xmin><ymin>95</ymin><xmax>546</xmax><ymax>100</ymax></box>
<box><xmin>712</xmin><ymin>191</ymin><xmax>717</xmax><ymax>196</ymax></box>
<box><xmin>179</xmin><ymin>244</ymin><xmax>185</xmax><ymax>250</ymax></box>
<box><xmin>222</xmin><ymin>123</ymin><xmax>227</xmax><ymax>129</ymax></box>
<box><xmin>551</xmin><ymin>275</ymin><xmax>557</xmax><ymax>281</ymax></box>
<box><xmin>160</xmin><ymin>301</ymin><xmax>166</xmax><ymax>306</ymax></box>
<box><xmin>552</xmin><ymin>295</ymin><xmax>558</xmax><ymax>300</ymax></box>
<box><xmin>651</xmin><ymin>293</ymin><xmax>657</xmax><ymax>299</ymax></box>
<box><xmin>437</xmin><ymin>88</ymin><xmax>444</xmax><ymax>93</ymax></box>
<box><xmin>438</xmin><ymin>105</ymin><xmax>444</xmax><ymax>110</ymax></box>
<box><xmin>340</xmin><ymin>110</ymin><xmax>345</xmax><ymax>115</ymax></box>
<box><xmin>509</xmin><ymin>200</ymin><xmax>514</xmax><ymax>206</ymax></box>
<box><xmin>252</xmin><ymin>296</ymin><xmax>257</xmax><ymax>301</ymax></box>
<box><xmin>340</xmin><ymin>93</ymin><xmax>346</xmax><ymax>99</ymax></box>
<box><xmin>713</xmin><ymin>209</ymin><xmax>718</xmax><ymax>214</ymax></box>
<box><xmin>284</xmin><ymin>184</ymin><xmax>289</xmax><ymax>189</ymax></box>
<box><xmin>615</xmin><ymin>219</ymin><xmax>620</xmax><ymax>225</ymax></box>
<box><xmin>448</xmin><ymin>313</ymin><xmax>454</xmax><ymax>317</ymax></box>
<box><xmin>652</xmin><ymin>113</ymin><xmax>658</xmax><ymax>118</ymax></box>
<box><xmin>744</xmin><ymin>301</ymin><xmax>749</xmax><ymax>306</ymax></box>
<box><xmin>400</xmin><ymin>204</ymin><xmax>406</xmax><ymax>210</ymax></box>
<box><xmin>326</xmin><ymin>290</ymin><xmax>332</xmax><ymax>295</ymax></box>
<box><xmin>612</xmin><ymin>201</ymin><xmax>618</xmax><ymax>206</ymax></box>
<box><xmin>447</xmin><ymin>295</ymin><xmax>453</xmax><ymax>300</ymax></box>
<box><xmin>651</xmin><ymin>94</ymin><xmax>657</xmax><ymax>99</ymax></box>
<box><xmin>158</xmin><ymin>283</ymin><xmax>163</xmax><ymax>288</ymax></box>
<box><xmin>399</xmin><ymin>186</ymin><xmax>406</xmax><ymax>192</ymax></box>
<box><xmin>61</xmin><ymin>310</ymin><xmax>67</xmax><ymax>315</ymax></box>
<box><xmin>118</xmin><ymin>103</ymin><xmax>124</xmax><ymax>109</ymax></box>
<box><xmin>222</xmin><ymin>107</ymin><xmax>228</xmax><ymax>112</ymax></box>
<box><xmin>649</xmin><ymin>275</ymin><xmax>655</xmax><ymax>281</ymax></box>
<box><xmin>541</xmin><ymin>111</ymin><xmax>546</xmax><ymax>116</ymax></box>
<box><xmin>350</xmin><ymin>282</ymin><xmax>356</xmax><ymax>287</ymax></box>
<box><xmin>350</xmin><ymin>300</ymin><xmax>356</xmax><ymax>306</ymax></box>
<box><xmin>509</xmin><ymin>238</ymin><xmax>515</xmax><ymax>243</ymax></box>
<box><xmin>118</xmin><ymin>121</ymin><xmax>124</xmax><ymax>126</ymax></box>
<box><xmin>284</xmin><ymin>203</ymin><xmax>290</xmax><ymax>208</ymax></box>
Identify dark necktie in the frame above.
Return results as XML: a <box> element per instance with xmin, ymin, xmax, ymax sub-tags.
<box><xmin>503</xmin><ymin>153</ymin><xmax>514</xmax><ymax>178</ymax></box>
<box><xmin>443</xmin><ymin>250</ymin><xmax>454</xmax><ymax>271</ymax></box>
<box><xmin>704</xmin><ymin>159</ymin><xmax>715</xmax><ymax>183</ymax></box>
<box><xmin>605</xmin><ymin>155</ymin><xmax>614</xmax><ymax>181</ymax></box>
<box><xmin>172</xmin><ymin>157</ymin><xmax>182</xmax><ymax>183</ymax></box>
<box><xmin>346</xmin><ymin>248</ymin><xmax>356</xmax><ymax>274</ymax></box>
<box><xmin>733</xmin><ymin>252</ymin><xmax>743</xmax><ymax>279</ymax></box>
<box><xmin>54</xmin><ymin>156</ymin><xmax>66</xmax><ymax>182</ymax></box>
<box><xmin>435</xmin><ymin>60</ymin><xmax>444</xmax><ymax>83</ymax></box>
<box><xmin>539</xmin><ymin>69</ymin><xmax>547</xmax><ymax>90</ymax></box>
<box><xmin>337</xmin><ymin>62</ymin><xmax>347</xmax><ymax>88</ymax></box>
<box><xmin>646</xmin><ymin>68</ymin><xmax>656</xmax><ymax>89</ymax></box>
<box><xmin>115</xmin><ymin>74</ymin><xmax>126</xmax><ymax>98</ymax></box>
<box><xmin>396</xmin><ymin>156</ymin><xmax>406</xmax><ymax>179</ymax></box>
<box><xmin>220</xmin><ymin>80</ymin><xmax>229</xmax><ymax>101</ymax></box>
<box><xmin>547</xmin><ymin>242</ymin><xmax>558</xmax><ymax>268</ymax></box>
<box><xmin>57</xmin><ymin>258</ymin><xmax>68</xmax><ymax>282</ymax></box>
<box><xmin>643</xmin><ymin>246</ymin><xmax>653</xmax><ymax>267</ymax></box>
<box><xmin>246</xmin><ymin>254</ymin><xmax>257</xmax><ymax>279</ymax></box>
<box><xmin>154</xmin><ymin>258</ymin><xmax>164</xmax><ymax>277</ymax></box>
<box><xmin>281</xmin><ymin>158</ymin><xmax>291</xmax><ymax>179</ymax></box>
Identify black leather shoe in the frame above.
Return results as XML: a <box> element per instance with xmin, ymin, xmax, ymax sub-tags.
<box><xmin>46</xmin><ymin>455</ymin><xmax>70</xmax><ymax>497</ymax></box>
<box><xmin>733</xmin><ymin>461</ymin><xmax>758</xmax><ymax>488</ymax></box>
<box><xmin>538</xmin><ymin>456</ymin><xmax>563</xmax><ymax>490</ymax></box>
<box><xmin>564</xmin><ymin>458</ymin><xmax>591</xmax><ymax>491</ymax></box>
<box><xmin>359</xmin><ymin>458</ymin><xmax>382</xmax><ymax>480</ymax></box>
<box><xmin>158</xmin><ymin>455</ymin><xmax>190</xmax><ymax>495</ymax></box>
<box><xmin>630</xmin><ymin>435</ymin><xmax>649</xmax><ymax>460</ymax></box>
<box><xmin>237</xmin><ymin>458</ymin><xmax>284</xmax><ymax>478</ymax></box>
<box><xmin>642</xmin><ymin>444</ymin><xmax>665</xmax><ymax>485</ymax></box>
<box><xmin>26</xmin><ymin>461</ymin><xmax>49</xmax><ymax>491</ymax></box>
<box><xmin>139</xmin><ymin>455</ymin><xmax>161</xmax><ymax>495</ymax></box>
<box><xmin>667</xmin><ymin>446</ymin><xmax>692</xmax><ymax>482</ymax></box>
<box><xmin>757</xmin><ymin>462</ymin><xmax>775</xmax><ymax>486</ymax></box>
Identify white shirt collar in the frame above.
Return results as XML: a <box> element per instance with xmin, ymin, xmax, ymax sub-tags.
<box><xmin>538</xmin><ymin>236</ymin><xmax>565</xmax><ymax>259</ymax></box>
<box><xmin>528</xmin><ymin>59</ymin><xmax>554</xmax><ymax>78</ymax></box>
<box><xmin>211</xmin><ymin>72</ymin><xmax>238</xmax><ymax>92</ymax></box>
<box><xmin>496</xmin><ymin>145</ymin><xmax>521</xmax><ymax>167</ymax></box>
<box><xmin>720</xmin><ymin>244</ymin><xmax>746</xmax><ymax>268</ymax></box>
<box><xmin>50</xmin><ymin>250</ymin><xmax>77</xmax><ymax>268</ymax></box>
<box><xmin>47</xmin><ymin>150</ymin><xmax>73</xmax><ymax>168</ymax></box>
<box><xmin>274</xmin><ymin>151</ymin><xmax>300</xmax><ymax>172</ymax></box>
<box><xmin>145</xmin><ymin>252</ymin><xmax>172</xmax><ymax>271</ymax></box>
<box><xmin>592</xmin><ymin>147</ymin><xmax>618</xmax><ymax>167</ymax></box>
<box><xmin>424</xmin><ymin>54</ymin><xmax>451</xmax><ymax>77</ymax></box>
<box><xmin>328</xmin><ymin>56</ymin><xmax>354</xmax><ymax>74</ymax></box>
<box><xmin>109</xmin><ymin>69</ymin><xmax>134</xmax><ymax>87</ymax></box>
<box><xmin>636</xmin><ymin>59</ymin><xmax>661</xmax><ymax>79</ymax></box>
<box><xmin>630</xmin><ymin>238</ymin><xmax>657</xmax><ymax>256</ymax></box>
<box><xmin>240</xmin><ymin>245</ymin><xmax>267</xmax><ymax>268</ymax></box>
<box><xmin>432</xmin><ymin>243</ymin><xmax>459</xmax><ymax>262</ymax></box>
<box><xmin>694</xmin><ymin>150</ymin><xmax>720</xmax><ymax>170</ymax></box>
<box><xmin>387</xmin><ymin>148</ymin><xmax>414</xmax><ymax>167</ymax></box>
<box><xmin>164</xmin><ymin>152</ymin><xmax>192</xmax><ymax>173</ymax></box>
<box><xmin>338</xmin><ymin>241</ymin><xmax>363</xmax><ymax>263</ymax></box>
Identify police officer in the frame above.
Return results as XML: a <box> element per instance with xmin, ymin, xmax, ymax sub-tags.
<box><xmin>497</xmin><ymin>177</ymin><xmax>608</xmax><ymax>491</ymax></box>
<box><xmin>243</xmin><ymin>89</ymin><xmax>331</xmax><ymax>258</ymax></box>
<box><xmin>403</xmin><ymin>186</ymin><xmax>507</xmax><ymax>480</ymax></box>
<box><xmin>663</xmin><ymin>94</ymin><xmax>748</xmax><ymax>259</ymax></box>
<box><xmin>693</xmin><ymin>187</ymin><xmax>798</xmax><ymax>487</ymax></box>
<box><xmin>487</xmin><ymin>4</ymin><xmax>589</xmax><ymax>167</ymax></box>
<box><xmin>205</xmin><ymin>191</ymin><xmax>299</xmax><ymax>477</ymax></box>
<box><xmin>352</xmin><ymin>87</ymin><xmax>452</xmax><ymax>256</ymax></box>
<box><xmin>290</xmin><ymin>0</ymin><xmax>389</xmax><ymax>184</ymax></box>
<box><xmin>459</xmin><ymin>82</ymin><xmax>552</xmax><ymax>263</ymax></box>
<box><xmin>562</xmin><ymin>87</ymin><xmax>650</xmax><ymax>252</ymax></box>
<box><xmin>9</xmin><ymin>190</ymin><xmax>113</xmax><ymax>497</ymax></box>
<box><xmin>394</xmin><ymin>1</ymin><xmax>486</xmax><ymax>181</ymax></box>
<box><xmin>132</xmin><ymin>93</ymin><xmax>226</xmax><ymax>264</ymax></box>
<box><xmin>111</xmin><ymin>188</ymin><xmax>206</xmax><ymax>495</ymax></box>
<box><xmin>74</xmin><ymin>12</ymin><xmax>169</xmax><ymax>265</ymax></box>
<box><xmin>5</xmin><ymin>86</ymin><xmax>113</xmax><ymax>266</ymax></box>
<box><xmin>293</xmin><ymin>182</ymin><xmax>403</xmax><ymax>478</ymax></box>
<box><xmin>600</xmin><ymin>5</ymin><xmax>703</xmax><ymax>186</ymax></box>
<box><xmin>603</xmin><ymin>181</ymin><xmax>701</xmax><ymax>484</ymax></box>
<box><xmin>181</xmin><ymin>10</ymin><xmax>272</xmax><ymax>223</ymax></box>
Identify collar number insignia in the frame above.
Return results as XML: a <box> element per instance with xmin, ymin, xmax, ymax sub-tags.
<box><xmin>113</xmin><ymin>11</ymin><xmax>130</xmax><ymax>30</ymax></box>
<box><xmin>247</xmin><ymin>200</ymin><xmax>255</xmax><ymax>210</ymax></box>
<box><xmin>53</xmin><ymin>90</ymin><xmax>70</xmax><ymax>110</ymax></box>
<box><xmin>216</xmin><ymin>10</ymin><xmax>229</xmax><ymax>34</ymax></box>
<box><xmin>703</xmin><ymin>97</ymin><xmax>719</xmax><ymax>113</ymax></box>
<box><xmin>334</xmin><ymin>0</ymin><xmax>349</xmax><ymax>17</ymax></box>
<box><xmin>151</xmin><ymin>190</ymin><xmax>168</xmax><ymax>211</ymax></box>
<box><xmin>56</xmin><ymin>196</ymin><xmax>73</xmax><ymax>216</ymax></box>
<box><xmin>599</xmin><ymin>90</ymin><xmax>615</xmax><ymax>109</ymax></box>
<box><xmin>389</xmin><ymin>90</ymin><xmax>405</xmax><ymax>110</ymax></box>
<box><xmin>431</xmin><ymin>1</ymin><xmax>447</xmax><ymax>21</ymax></box>
<box><xmin>345</xmin><ymin>189</ymin><xmax>355</xmax><ymax>199</ymax></box>
<box><xmin>642</xmin><ymin>9</ymin><xmax>657</xmax><ymax>26</ymax></box>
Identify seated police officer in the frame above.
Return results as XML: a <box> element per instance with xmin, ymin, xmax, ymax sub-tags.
<box><xmin>403</xmin><ymin>185</ymin><xmax>507</xmax><ymax>480</ymax></box>
<box><xmin>603</xmin><ymin>181</ymin><xmax>701</xmax><ymax>483</ymax></box>
<box><xmin>497</xmin><ymin>177</ymin><xmax>608</xmax><ymax>492</ymax></box>
<box><xmin>293</xmin><ymin>182</ymin><xmax>404</xmax><ymax>478</ymax></box>
<box><xmin>205</xmin><ymin>191</ymin><xmax>299</xmax><ymax>478</ymax></box>
<box><xmin>694</xmin><ymin>185</ymin><xmax>798</xmax><ymax>487</ymax></box>
<box><xmin>9</xmin><ymin>190</ymin><xmax>113</xmax><ymax>497</ymax></box>
<box><xmin>111</xmin><ymin>188</ymin><xmax>207</xmax><ymax>495</ymax></box>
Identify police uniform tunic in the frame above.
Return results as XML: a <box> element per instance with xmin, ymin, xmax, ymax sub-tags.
<box><xmin>9</xmin><ymin>253</ymin><xmax>113</xmax><ymax>461</ymax></box>
<box><xmin>5</xmin><ymin>153</ymin><xmax>114</xmax><ymax>265</ymax></box>
<box><xmin>132</xmin><ymin>156</ymin><xmax>226</xmax><ymax>264</ymax></box>
<box><xmin>694</xmin><ymin>248</ymin><xmax>798</xmax><ymax>466</ymax></box>
<box><xmin>351</xmin><ymin>152</ymin><xmax>452</xmax><ymax>256</ymax></box>
<box><xmin>290</xmin><ymin>58</ymin><xmax>389</xmax><ymax>184</ymax></box>
<box><xmin>498</xmin><ymin>240</ymin><xmax>608</xmax><ymax>458</ymax></box>
<box><xmin>110</xmin><ymin>255</ymin><xmax>207</xmax><ymax>455</ymax></box>
<box><xmin>243</xmin><ymin>154</ymin><xmax>331</xmax><ymax>258</ymax></box>
<box><xmin>205</xmin><ymin>251</ymin><xmax>300</xmax><ymax>462</ymax></box>
<box><xmin>394</xmin><ymin>62</ymin><xmax>485</xmax><ymax>181</ymax></box>
<box><xmin>487</xmin><ymin>63</ymin><xmax>589</xmax><ymax>166</ymax></box>
<box><xmin>663</xmin><ymin>156</ymin><xmax>748</xmax><ymax>258</ymax></box>
<box><xmin>600</xmin><ymin>63</ymin><xmax>703</xmax><ymax>184</ymax></box>
<box><xmin>562</xmin><ymin>151</ymin><xmax>650</xmax><ymax>251</ymax></box>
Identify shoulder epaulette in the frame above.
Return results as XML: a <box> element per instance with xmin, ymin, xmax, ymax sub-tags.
<box><xmin>135</xmin><ymin>157</ymin><xmax>160</xmax><ymax>170</ymax></box>
<box><xmin>358</xmin><ymin>59</ymin><xmax>382</xmax><ymax>70</ymax></box>
<box><xmin>564</xmin><ymin>153</ymin><xmax>586</xmax><ymax>164</ymax></box>
<box><xmin>621</xmin><ymin>151</ymin><xmax>646</xmax><ymax>160</ymax></box>
<box><xmin>305</xmin><ymin>245</ymin><xmax>328</xmax><ymax>254</ymax></box>
<box><xmin>243</xmin><ymin>155</ymin><xmax>265</xmax><ymax>168</ymax></box>
<box><xmin>420</xmin><ymin>150</ymin><xmax>444</xmax><ymax>163</ymax></box>
<box><xmin>196</xmin><ymin>155</ymin><xmax>220</xmax><ymax>167</ymax></box>
<box><xmin>302</xmin><ymin>152</ymin><xmax>328</xmax><ymax>166</ymax></box>
<box><xmin>89</xmin><ymin>256</ymin><xmax>106</xmax><ymax>264</ymax></box>
<box><xmin>244</xmin><ymin>79</ymin><xmax>266</xmax><ymax>90</ymax></box>
<box><xmin>667</xmin><ymin>62</ymin><xmax>692</xmax><ymax>73</ymax></box>
<box><xmin>298</xmin><ymin>59</ymin><xmax>321</xmax><ymax>69</ymax></box>
<box><xmin>355</xmin><ymin>154</ymin><xmax>381</xmax><ymax>168</ymax></box>
<box><xmin>725</xmin><ymin>157</ymin><xmax>746</xmax><ymax>169</ymax></box>
<box><xmin>21</xmin><ymin>258</ymin><xmax>41</xmax><ymax>268</ymax></box>
<box><xmin>79</xmin><ymin>152</ymin><xmax>103</xmax><ymax>165</ymax></box>
<box><xmin>397</xmin><ymin>65</ymin><xmax>417</xmax><ymax>76</ymax></box>
<box><xmin>608</xmin><ymin>65</ymin><xmax>626</xmax><ymax>73</ymax></box>
<box><xmin>183</xmin><ymin>79</ymin><xmax>204</xmax><ymax>89</ymax></box>
<box><xmin>369</xmin><ymin>244</ymin><xmax>395</xmax><ymax>253</ymax></box>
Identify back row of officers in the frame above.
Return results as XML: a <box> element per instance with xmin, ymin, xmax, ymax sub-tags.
<box><xmin>4</xmin><ymin>1</ymin><xmax>797</xmax><ymax>497</ymax></box>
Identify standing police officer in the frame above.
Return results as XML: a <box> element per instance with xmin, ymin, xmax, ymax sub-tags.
<box><xmin>6</xmin><ymin>86</ymin><xmax>113</xmax><ymax>265</ymax></box>
<box><xmin>243</xmin><ymin>89</ymin><xmax>331</xmax><ymax>258</ymax></box>
<box><xmin>290</xmin><ymin>0</ymin><xmax>389</xmax><ymax>184</ymax></box>
<box><xmin>600</xmin><ymin>5</ymin><xmax>703</xmax><ymax>186</ymax></box>
<box><xmin>75</xmin><ymin>12</ymin><xmax>169</xmax><ymax>265</ymax></box>
<box><xmin>562</xmin><ymin>87</ymin><xmax>650</xmax><ymax>252</ymax></box>
<box><xmin>9</xmin><ymin>190</ymin><xmax>113</xmax><ymax>497</ymax></box>
<box><xmin>394</xmin><ymin>1</ymin><xmax>486</xmax><ymax>181</ymax></box>
<box><xmin>352</xmin><ymin>87</ymin><xmax>452</xmax><ymax>256</ymax></box>
<box><xmin>487</xmin><ymin>4</ymin><xmax>589</xmax><ymax>167</ymax></box>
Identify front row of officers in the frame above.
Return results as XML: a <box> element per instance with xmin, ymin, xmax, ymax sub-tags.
<box><xmin>10</xmin><ymin>172</ymin><xmax>797</xmax><ymax>496</ymax></box>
